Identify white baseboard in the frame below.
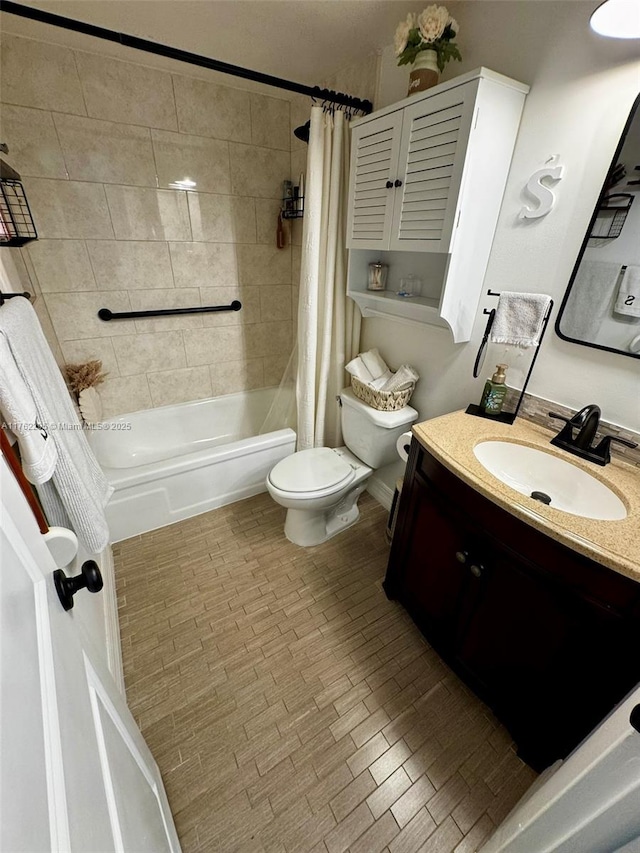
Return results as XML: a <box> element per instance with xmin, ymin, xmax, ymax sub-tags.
<box><xmin>366</xmin><ymin>477</ymin><xmax>394</xmax><ymax>512</ymax></box>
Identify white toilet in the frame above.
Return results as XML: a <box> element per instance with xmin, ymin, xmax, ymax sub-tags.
<box><xmin>266</xmin><ymin>388</ymin><xmax>418</xmax><ymax>546</ymax></box>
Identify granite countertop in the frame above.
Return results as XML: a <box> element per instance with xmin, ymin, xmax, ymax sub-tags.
<box><xmin>412</xmin><ymin>411</ymin><xmax>640</xmax><ymax>582</ymax></box>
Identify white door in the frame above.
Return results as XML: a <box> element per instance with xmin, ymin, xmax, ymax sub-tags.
<box><xmin>0</xmin><ymin>456</ymin><xmax>181</xmax><ymax>852</ymax></box>
<box><xmin>346</xmin><ymin>110</ymin><xmax>404</xmax><ymax>250</ymax></box>
<box><xmin>480</xmin><ymin>683</ymin><xmax>640</xmax><ymax>852</ymax></box>
<box><xmin>390</xmin><ymin>80</ymin><xmax>478</xmax><ymax>253</ymax></box>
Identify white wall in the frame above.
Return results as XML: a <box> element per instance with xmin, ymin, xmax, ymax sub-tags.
<box><xmin>363</xmin><ymin>1</ymin><xmax>640</xmax><ymax>435</ymax></box>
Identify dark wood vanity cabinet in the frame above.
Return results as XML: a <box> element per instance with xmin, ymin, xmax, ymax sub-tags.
<box><xmin>385</xmin><ymin>439</ymin><xmax>640</xmax><ymax>771</ymax></box>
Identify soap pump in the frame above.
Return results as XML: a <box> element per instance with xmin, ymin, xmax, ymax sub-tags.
<box><xmin>480</xmin><ymin>364</ymin><xmax>509</xmax><ymax>416</ymax></box>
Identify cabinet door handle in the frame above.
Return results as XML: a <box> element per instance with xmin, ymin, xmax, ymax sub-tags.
<box><xmin>394</xmin><ymin>179</ymin><xmax>403</xmax><ymax>188</ymax></box>
<box><xmin>455</xmin><ymin>551</ymin><xmax>468</xmax><ymax>564</ymax></box>
<box><xmin>470</xmin><ymin>564</ymin><xmax>484</xmax><ymax>578</ymax></box>
<box><xmin>386</xmin><ymin>180</ymin><xmax>394</xmax><ymax>189</ymax></box>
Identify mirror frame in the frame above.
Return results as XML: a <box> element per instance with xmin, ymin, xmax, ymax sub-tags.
<box><xmin>555</xmin><ymin>91</ymin><xmax>640</xmax><ymax>361</ymax></box>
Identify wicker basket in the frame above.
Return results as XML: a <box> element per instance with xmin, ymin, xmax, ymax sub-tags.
<box><xmin>351</xmin><ymin>376</ymin><xmax>415</xmax><ymax>411</ymax></box>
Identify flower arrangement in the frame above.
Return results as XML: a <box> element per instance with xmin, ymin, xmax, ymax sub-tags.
<box><xmin>64</xmin><ymin>360</ymin><xmax>107</xmax><ymax>400</ymax></box>
<box><xmin>395</xmin><ymin>5</ymin><xmax>462</xmax><ymax>72</ymax></box>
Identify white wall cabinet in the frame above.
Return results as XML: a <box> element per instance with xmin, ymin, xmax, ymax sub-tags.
<box><xmin>347</xmin><ymin>68</ymin><xmax>529</xmax><ymax>342</ymax></box>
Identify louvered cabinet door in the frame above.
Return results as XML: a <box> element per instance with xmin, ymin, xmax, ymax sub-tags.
<box><xmin>346</xmin><ymin>111</ymin><xmax>403</xmax><ymax>249</ymax></box>
<box><xmin>390</xmin><ymin>82</ymin><xmax>479</xmax><ymax>253</ymax></box>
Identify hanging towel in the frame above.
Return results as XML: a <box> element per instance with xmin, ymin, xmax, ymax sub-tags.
<box><xmin>359</xmin><ymin>348</ymin><xmax>389</xmax><ymax>380</ymax></box>
<box><xmin>345</xmin><ymin>356</ymin><xmax>375</xmax><ymax>385</ymax></box>
<box><xmin>0</xmin><ymin>334</ymin><xmax>58</xmax><ymax>484</ymax></box>
<box><xmin>491</xmin><ymin>292</ymin><xmax>552</xmax><ymax>348</ymax></box>
<box><xmin>614</xmin><ymin>265</ymin><xmax>640</xmax><ymax>318</ymax></box>
<box><xmin>0</xmin><ymin>298</ymin><xmax>113</xmax><ymax>553</ymax></box>
<box><xmin>559</xmin><ymin>260</ymin><xmax>620</xmax><ymax>341</ymax></box>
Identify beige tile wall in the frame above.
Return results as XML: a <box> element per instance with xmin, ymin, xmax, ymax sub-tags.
<box><xmin>1</xmin><ymin>33</ymin><xmax>302</xmax><ymax>418</ymax></box>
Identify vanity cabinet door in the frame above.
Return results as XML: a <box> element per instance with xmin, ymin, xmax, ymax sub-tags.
<box><xmin>454</xmin><ymin>546</ymin><xmax>577</xmax><ymax>766</ymax></box>
<box><xmin>387</xmin><ymin>470</ymin><xmax>471</xmax><ymax>644</ymax></box>
<box><xmin>346</xmin><ymin>111</ymin><xmax>404</xmax><ymax>250</ymax></box>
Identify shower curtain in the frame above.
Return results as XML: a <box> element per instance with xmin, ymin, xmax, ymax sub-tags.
<box><xmin>296</xmin><ymin>106</ymin><xmax>361</xmax><ymax>451</ymax></box>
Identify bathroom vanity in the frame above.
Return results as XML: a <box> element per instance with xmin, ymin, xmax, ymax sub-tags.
<box><xmin>385</xmin><ymin>412</ymin><xmax>640</xmax><ymax>770</ymax></box>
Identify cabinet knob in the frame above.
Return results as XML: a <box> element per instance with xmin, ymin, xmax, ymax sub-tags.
<box><xmin>470</xmin><ymin>564</ymin><xmax>484</xmax><ymax>578</ymax></box>
<box><xmin>455</xmin><ymin>551</ymin><xmax>468</xmax><ymax>564</ymax></box>
<box><xmin>394</xmin><ymin>179</ymin><xmax>403</xmax><ymax>188</ymax></box>
<box><xmin>386</xmin><ymin>180</ymin><xmax>394</xmax><ymax>189</ymax></box>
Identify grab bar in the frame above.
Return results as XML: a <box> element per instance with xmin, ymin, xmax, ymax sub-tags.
<box><xmin>98</xmin><ymin>300</ymin><xmax>242</xmax><ymax>321</ymax></box>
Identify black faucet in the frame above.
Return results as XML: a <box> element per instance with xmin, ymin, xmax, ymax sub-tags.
<box><xmin>549</xmin><ymin>405</ymin><xmax>637</xmax><ymax>466</ymax></box>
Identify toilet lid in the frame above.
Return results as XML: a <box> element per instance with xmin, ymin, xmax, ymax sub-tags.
<box><xmin>269</xmin><ymin>448</ymin><xmax>354</xmax><ymax>493</ymax></box>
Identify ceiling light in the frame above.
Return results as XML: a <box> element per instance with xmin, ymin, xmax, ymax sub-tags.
<box><xmin>590</xmin><ymin>0</ymin><xmax>640</xmax><ymax>39</ymax></box>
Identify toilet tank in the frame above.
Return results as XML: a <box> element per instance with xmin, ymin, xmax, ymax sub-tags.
<box><xmin>340</xmin><ymin>388</ymin><xmax>418</xmax><ymax>468</ymax></box>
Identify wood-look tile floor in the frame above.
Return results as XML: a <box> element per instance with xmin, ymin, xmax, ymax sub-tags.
<box><xmin>113</xmin><ymin>493</ymin><xmax>536</xmax><ymax>853</ymax></box>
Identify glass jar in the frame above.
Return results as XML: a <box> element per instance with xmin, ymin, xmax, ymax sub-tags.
<box><xmin>367</xmin><ymin>262</ymin><xmax>388</xmax><ymax>291</ymax></box>
<box><xmin>397</xmin><ymin>275</ymin><xmax>422</xmax><ymax>298</ymax></box>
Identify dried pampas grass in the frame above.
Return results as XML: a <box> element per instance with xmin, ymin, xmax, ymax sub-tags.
<box><xmin>64</xmin><ymin>360</ymin><xmax>108</xmax><ymax>398</ymax></box>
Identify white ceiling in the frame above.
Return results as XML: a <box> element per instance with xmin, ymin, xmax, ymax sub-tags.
<box><xmin>0</xmin><ymin>0</ymin><xmax>421</xmax><ymax>88</ymax></box>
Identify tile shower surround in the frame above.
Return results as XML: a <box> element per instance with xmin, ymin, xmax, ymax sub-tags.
<box><xmin>0</xmin><ymin>33</ymin><xmax>307</xmax><ymax>418</ymax></box>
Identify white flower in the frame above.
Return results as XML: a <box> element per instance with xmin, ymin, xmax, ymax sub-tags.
<box><xmin>417</xmin><ymin>4</ymin><xmax>450</xmax><ymax>43</ymax></box>
<box><xmin>394</xmin><ymin>13</ymin><xmax>415</xmax><ymax>56</ymax></box>
<box><xmin>448</xmin><ymin>15</ymin><xmax>459</xmax><ymax>35</ymax></box>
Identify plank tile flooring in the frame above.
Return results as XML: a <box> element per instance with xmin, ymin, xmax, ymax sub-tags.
<box><xmin>113</xmin><ymin>493</ymin><xmax>536</xmax><ymax>853</ymax></box>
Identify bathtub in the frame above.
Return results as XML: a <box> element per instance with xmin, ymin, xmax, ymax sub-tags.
<box><xmin>90</xmin><ymin>388</ymin><xmax>296</xmax><ymax>542</ymax></box>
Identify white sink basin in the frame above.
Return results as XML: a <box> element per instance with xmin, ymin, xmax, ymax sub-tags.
<box><xmin>473</xmin><ymin>441</ymin><xmax>627</xmax><ymax>521</ymax></box>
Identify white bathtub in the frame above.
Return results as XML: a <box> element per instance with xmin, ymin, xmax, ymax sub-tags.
<box><xmin>90</xmin><ymin>388</ymin><xmax>296</xmax><ymax>542</ymax></box>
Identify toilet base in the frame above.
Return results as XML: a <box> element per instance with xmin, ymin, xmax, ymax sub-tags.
<box><xmin>283</xmin><ymin>480</ymin><xmax>369</xmax><ymax>547</ymax></box>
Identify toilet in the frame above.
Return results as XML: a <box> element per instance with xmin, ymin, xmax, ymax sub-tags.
<box><xmin>266</xmin><ymin>388</ymin><xmax>418</xmax><ymax>546</ymax></box>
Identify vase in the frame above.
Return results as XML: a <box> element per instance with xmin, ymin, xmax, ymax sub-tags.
<box><xmin>407</xmin><ymin>49</ymin><xmax>439</xmax><ymax>96</ymax></box>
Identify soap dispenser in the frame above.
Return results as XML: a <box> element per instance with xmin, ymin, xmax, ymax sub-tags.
<box><xmin>480</xmin><ymin>364</ymin><xmax>508</xmax><ymax>416</ymax></box>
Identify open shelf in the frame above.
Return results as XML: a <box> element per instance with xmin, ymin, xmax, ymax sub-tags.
<box><xmin>348</xmin><ymin>288</ymin><xmax>445</xmax><ymax>327</ymax></box>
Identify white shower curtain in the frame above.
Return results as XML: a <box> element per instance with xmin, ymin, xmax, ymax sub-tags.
<box><xmin>296</xmin><ymin>106</ymin><xmax>361</xmax><ymax>451</ymax></box>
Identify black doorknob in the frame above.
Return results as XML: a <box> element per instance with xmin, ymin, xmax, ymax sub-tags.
<box><xmin>631</xmin><ymin>705</ymin><xmax>640</xmax><ymax>734</ymax></box>
<box><xmin>54</xmin><ymin>560</ymin><xmax>103</xmax><ymax>611</ymax></box>
<box><xmin>394</xmin><ymin>179</ymin><xmax>403</xmax><ymax>187</ymax></box>
<box><xmin>386</xmin><ymin>180</ymin><xmax>394</xmax><ymax>189</ymax></box>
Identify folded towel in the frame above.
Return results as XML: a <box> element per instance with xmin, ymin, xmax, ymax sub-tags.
<box><xmin>491</xmin><ymin>292</ymin><xmax>552</xmax><ymax>348</ymax></box>
<box><xmin>360</xmin><ymin>348</ymin><xmax>389</xmax><ymax>380</ymax></box>
<box><xmin>380</xmin><ymin>364</ymin><xmax>420</xmax><ymax>392</ymax></box>
<box><xmin>370</xmin><ymin>370</ymin><xmax>394</xmax><ymax>391</ymax></box>
<box><xmin>614</xmin><ymin>265</ymin><xmax>640</xmax><ymax>318</ymax></box>
<box><xmin>345</xmin><ymin>356</ymin><xmax>375</xmax><ymax>385</ymax></box>
<box><xmin>0</xmin><ymin>298</ymin><xmax>113</xmax><ymax>553</ymax></box>
<box><xmin>0</xmin><ymin>334</ymin><xmax>57</xmax><ymax>484</ymax></box>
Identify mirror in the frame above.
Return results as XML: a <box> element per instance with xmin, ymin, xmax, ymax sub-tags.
<box><xmin>556</xmin><ymin>93</ymin><xmax>640</xmax><ymax>359</ymax></box>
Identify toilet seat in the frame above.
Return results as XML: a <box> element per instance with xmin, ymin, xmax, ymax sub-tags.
<box><xmin>268</xmin><ymin>447</ymin><xmax>355</xmax><ymax>498</ymax></box>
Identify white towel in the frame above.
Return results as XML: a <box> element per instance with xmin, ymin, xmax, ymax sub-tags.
<box><xmin>359</xmin><ymin>348</ymin><xmax>389</xmax><ymax>380</ymax></box>
<box><xmin>0</xmin><ymin>334</ymin><xmax>57</xmax><ymax>484</ymax></box>
<box><xmin>380</xmin><ymin>364</ymin><xmax>420</xmax><ymax>392</ymax></box>
<box><xmin>560</xmin><ymin>260</ymin><xmax>620</xmax><ymax>340</ymax></box>
<box><xmin>370</xmin><ymin>370</ymin><xmax>394</xmax><ymax>391</ymax></box>
<box><xmin>345</xmin><ymin>356</ymin><xmax>375</xmax><ymax>385</ymax></box>
<box><xmin>0</xmin><ymin>298</ymin><xmax>113</xmax><ymax>553</ymax></box>
<box><xmin>614</xmin><ymin>265</ymin><xmax>640</xmax><ymax>318</ymax></box>
<box><xmin>491</xmin><ymin>292</ymin><xmax>552</xmax><ymax>348</ymax></box>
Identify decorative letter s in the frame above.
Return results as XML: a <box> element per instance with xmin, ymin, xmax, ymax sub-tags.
<box><xmin>519</xmin><ymin>157</ymin><xmax>564</xmax><ymax>220</ymax></box>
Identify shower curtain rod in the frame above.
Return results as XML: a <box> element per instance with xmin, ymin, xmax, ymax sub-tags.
<box><xmin>0</xmin><ymin>1</ymin><xmax>373</xmax><ymax>114</ymax></box>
